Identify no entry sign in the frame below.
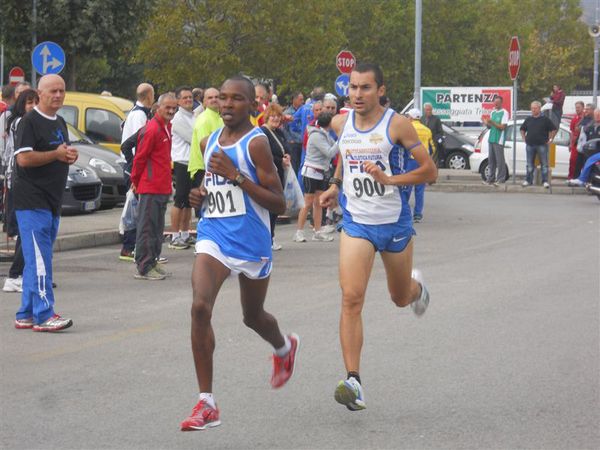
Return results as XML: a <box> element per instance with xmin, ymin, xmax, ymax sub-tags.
<box><xmin>8</xmin><ymin>67</ymin><xmax>25</xmax><ymax>86</ymax></box>
<box><xmin>336</xmin><ymin>50</ymin><xmax>356</xmax><ymax>74</ymax></box>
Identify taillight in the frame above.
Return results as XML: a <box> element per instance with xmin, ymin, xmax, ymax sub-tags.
<box><xmin>474</xmin><ymin>138</ymin><xmax>482</xmax><ymax>153</ymax></box>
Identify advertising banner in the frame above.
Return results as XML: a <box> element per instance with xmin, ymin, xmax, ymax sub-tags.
<box><xmin>421</xmin><ymin>87</ymin><xmax>513</xmax><ymax>122</ymax></box>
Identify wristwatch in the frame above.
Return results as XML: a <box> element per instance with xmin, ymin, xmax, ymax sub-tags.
<box><xmin>232</xmin><ymin>172</ymin><xmax>246</xmax><ymax>186</ymax></box>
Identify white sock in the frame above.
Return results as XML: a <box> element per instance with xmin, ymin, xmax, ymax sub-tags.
<box><xmin>199</xmin><ymin>392</ymin><xmax>216</xmax><ymax>409</ymax></box>
<box><xmin>172</xmin><ymin>232</ymin><xmax>181</xmax><ymax>241</ymax></box>
<box><xmin>274</xmin><ymin>335</ymin><xmax>291</xmax><ymax>357</ymax></box>
<box><xmin>181</xmin><ymin>230</ymin><xmax>190</xmax><ymax>240</ymax></box>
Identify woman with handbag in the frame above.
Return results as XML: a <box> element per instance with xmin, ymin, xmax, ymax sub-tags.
<box><xmin>293</xmin><ymin>112</ymin><xmax>338</xmax><ymax>243</ymax></box>
<box><xmin>260</xmin><ymin>104</ymin><xmax>291</xmax><ymax>251</ymax></box>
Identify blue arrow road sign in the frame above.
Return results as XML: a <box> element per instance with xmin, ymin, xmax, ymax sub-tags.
<box><xmin>335</xmin><ymin>74</ymin><xmax>350</xmax><ymax>97</ymax></box>
<box><xmin>32</xmin><ymin>41</ymin><xmax>65</xmax><ymax>75</ymax></box>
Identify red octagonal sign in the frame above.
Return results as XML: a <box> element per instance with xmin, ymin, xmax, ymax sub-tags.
<box><xmin>336</xmin><ymin>50</ymin><xmax>356</xmax><ymax>74</ymax></box>
<box><xmin>508</xmin><ymin>36</ymin><xmax>520</xmax><ymax>80</ymax></box>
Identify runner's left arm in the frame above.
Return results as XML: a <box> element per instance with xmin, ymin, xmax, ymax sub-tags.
<box><xmin>363</xmin><ymin>115</ymin><xmax>437</xmax><ymax>186</ymax></box>
<box><xmin>207</xmin><ymin>135</ymin><xmax>286</xmax><ymax>214</ymax></box>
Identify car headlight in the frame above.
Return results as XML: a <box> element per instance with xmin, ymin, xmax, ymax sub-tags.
<box><xmin>89</xmin><ymin>158</ymin><xmax>117</xmax><ymax>174</ymax></box>
<box><xmin>461</xmin><ymin>144</ymin><xmax>474</xmax><ymax>151</ymax></box>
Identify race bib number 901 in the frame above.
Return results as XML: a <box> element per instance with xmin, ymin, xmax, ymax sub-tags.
<box><xmin>204</xmin><ymin>184</ymin><xmax>246</xmax><ymax>218</ymax></box>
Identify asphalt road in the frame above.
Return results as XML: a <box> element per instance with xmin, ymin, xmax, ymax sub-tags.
<box><xmin>1</xmin><ymin>191</ymin><xmax>598</xmax><ymax>450</ymax></box>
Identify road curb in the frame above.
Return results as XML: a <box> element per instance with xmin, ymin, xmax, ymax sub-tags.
<box><xmin>54</xmin><ymin>230</ymin><xmax>121</xmax><ymax>253</ymax></box>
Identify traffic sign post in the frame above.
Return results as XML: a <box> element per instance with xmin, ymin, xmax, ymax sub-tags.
<box><xmin>335</xmin><ymin>74</ymin><xmax>350</xmax><ymax>97</ymax></box>
<box><xmin>509</xmin><ymin>36</ymin><xmax>520</xmax><ymax>184</ymax></box>
<box><xmin>8</xmin><ymin>67</ymin><xmax>25</xmax><ymax>86</ymax></box>
<box><xmin>31</xmin><ymin>41</ymin><xmax>65</xmax><ymax>76</ymax></box>
<box><xmin>336</xmin><ymin>50</ymin><xmax>356</xmax><ymax>74</ymax></box>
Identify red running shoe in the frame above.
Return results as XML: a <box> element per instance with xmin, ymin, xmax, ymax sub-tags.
<box><xmin>14</xmin><ymin>317</ymin><xmax>34</xmax><ymax>329</ymax></box>
<box><xmin>32</xmin><ymin>314</ymin><xmax>73</xmax><ymax>332</ymax></box>
<box><xmin>180</xmin><ymin>400</ymin><xmax>221</xmax><ymax>431</ymax></box>
<box><xmin>270</xmin><ymin>333</ymin><xmax>300</xmax><ymax>389</ymax></box>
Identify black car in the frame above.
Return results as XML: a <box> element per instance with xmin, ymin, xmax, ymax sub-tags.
<box><xmin>67</xmin><ymin>124</ymin><xmax>126</xmax><ymax>208</ymax></box>
<box><xmin>62</xmin><ymin>163</ymin><xmax>103</xmax><ymax>213</ymax></box>
<box><xmin>441</xmin><ymin>124</ymin><xmax>476</xmax><ymax>170</ymax></box>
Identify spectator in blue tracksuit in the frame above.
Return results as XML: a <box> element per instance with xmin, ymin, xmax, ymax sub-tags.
<box><xmin>12</xmin><ymin>74</ymin><xmax>78</xmax><ymax>332</ymax></box>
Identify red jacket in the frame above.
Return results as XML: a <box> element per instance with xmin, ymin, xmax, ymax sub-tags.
<box><xmin>569</xmin><ymin>113</ymin><xmax>583</xmax><ymax>149</ymax></box>
<box><xmin>131</xmin><ymin>114</ymin><xmax>172</xmax><ymax>195</ymax></box>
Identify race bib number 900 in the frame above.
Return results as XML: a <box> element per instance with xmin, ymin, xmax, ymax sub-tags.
<box><xmin>205</xmin><ymin>184</ymin><xmax>246</xmax><ymax>218</ymax></box>
<box><xmin>349</xmin><ymin>174</ymin><xmax>390</xmax><ymax>198</ymax></box>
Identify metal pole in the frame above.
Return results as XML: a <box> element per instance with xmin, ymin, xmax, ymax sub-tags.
<box><xmin>0</xmin><ymin>42</ymin><xmax>4</xmax><ymax>86</ymax></box>
<box><xmin>512</xmin><ymin>78</ymin><xmax>517</xmax><ymax>184</ymax></box>
<box><xmin>32</xmin><ymin>0</ymin><xmax>37</xmax><ymax>87</ymax></box>
<box><xmin>594</xmin><ymin>37</ymin><xmax>598</xmax><ymax>107</ymax></box>
<box><xmin>414</xmin><ymin>0</ymin><xmax>422</xmax><ymax>108</ymax></box>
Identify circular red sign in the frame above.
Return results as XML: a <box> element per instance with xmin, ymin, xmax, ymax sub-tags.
<box><xmin>508</xmin><ymin>37</ymin><xmax>520</xmax><ymax>80</ymax></box>
<box><xmin>336</xmin><ymin>50</ymin><xmax>356</xmax><ymax>74</ymax></box>
<box><xmin>8</xmin><ymin>66</ymin><xmax>26</xmax><ymax>86</ymax></box>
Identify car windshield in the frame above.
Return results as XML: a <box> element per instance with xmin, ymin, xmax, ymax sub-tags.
<box><xmin>67</xmin><ymin>124</ymin><xmax>94</xmax><ymax>144</ymax></box>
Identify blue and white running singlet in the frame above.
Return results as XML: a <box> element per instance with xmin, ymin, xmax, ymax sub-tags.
<box><xmin>197</xmin><ymin>127</ymin><xmax>272</xmax><ymax>262</ymax></box>
<box><xmin>338</xmin><ymin>108</ymin><xmax>412</xmax><ymax>226</ymax></box>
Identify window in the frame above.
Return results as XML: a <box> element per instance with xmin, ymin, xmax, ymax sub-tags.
<box><xmin>58</xmin><ymin>106</ymin><xmax>78</xmax><ymax>127</ymax></box>
<box><xmin>554</xmin><ymin>128</ymin><xmax>570</xmax><ymax>146</ymax></box>
<box><xmin>504</xmin><ymin>125</ymin><xmax>524</xmax><ymax>142</ymax></box>
<box><xmin>85</xmin><ymin>108</ymin><xmax>123</xmax><ymax>143</ymax></box>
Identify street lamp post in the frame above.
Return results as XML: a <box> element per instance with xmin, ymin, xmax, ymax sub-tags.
<box><xmin>414</xmin><ymin>0</ymin><xmax>422</xmax><ymax>108</ymax></box>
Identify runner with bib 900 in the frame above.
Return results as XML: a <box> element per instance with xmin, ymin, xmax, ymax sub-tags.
<box><xmin>181</xmin><ymin>76</ymin><xmax>299</xmax><ymax>431</ymax></box>
<box><xmin>320</xmin><ymin>63</ymin><xmax>437</xmax><ymax>411</ymax></box>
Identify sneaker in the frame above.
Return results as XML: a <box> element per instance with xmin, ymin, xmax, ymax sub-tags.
<box><xmin>3</xmin><ymin>276</ymin><xmax>23</xmax><ymax>293</ymax></box>
<box><xmin>119</xmin><ymin>249</ymin><xmax>135</xmax><ymax>262</ymax></box>
<box><xmin>184</xmin><ymin>235</ymin><xmax>196</xmax><ymax>245</ymax></box>
<box><xmin>543</xmin><ymin>182</ymin><xmax>550</xmax><ymax>189</ymax></box>
<box><xmin>334</xmin><ymin>377</ymin><xmax>366</xmax><ymax>411</ymax></box>
<box><xmin>522</xmin><ymin>181</ymin><xmax>530</xmax><ymax>187</ymax></box>
<box><xmin>567</xmin><ymin>178</ymin><xmax>584</xmax><ymax>187</ymax></box>
<box><xmin>320</xmin><ymin>224</ymin><xmax>336</xmax><ymax>234</ymax></box>
<box><xmin>410</xmin><ymin>269</ymin><xmax>430</xmax><ymax>317</ymax></box>
<box><xmin>312</xmin><ymin>231</ymin><xmax>334</xmax><ymax>242</ymax></box>
<box><xmin>134</xmin><ymin>266</ymin><xmax>166</xmax><ymax>281</ymax></box>
<box><xmin>168</xmin><ymin>238</ymin><xmax>190</xmax><ymax>250</ymax></box>
<box><xmin>481</xmin><ymin>180</ymin><xmax>492</xmax><ymax>185</ymax></box>
<box><xmin>413</xmin><ymin>213</ymin><xmax>423</xmax><ymax>223</ymax></box>
<box><xmin>154</xmin><ymin>264</ymin><xmax>172</xmax><ymax>278</ymax></box>
<box><xmin>272</xmin><ymin>241</ymin><xmax>283</xmax><ymax>251</ymax></box>
<box><xmin>180</xmin><ymin>400</ymin><xmax>221</xmax><ymax>431</ymax></box>
<box><xmin>293</xmin><ymin>230</ymin><xmax>306</xmax><ymax>242</ymax></box>
<box><xmin>271</xmin><ymin>333</ymin><xmax>300</xmax><ymax>389</ymax></box>
<box><xmin>15</xmin><ymin>317</ymin><xmax>34</xmax><ymax>329</ymax></box>
<box><xmin>32</xmin><ymin>314</ymin><xmax>73</xmax><ymax>332</ymax></box>
<box><xmin>156</xmin><ymin>256</ymin><xmax>168</xmax><ymax>264</ymax></box>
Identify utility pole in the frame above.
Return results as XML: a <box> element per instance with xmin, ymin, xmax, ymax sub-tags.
<box><xmin>32</xmin><ymin>0</ymin><xmax>37</xmax><ymax>87</ymax></box>
<box><xmin>414</xmin><ymin>0</ymin><xmax>422</xmax><ymax>108</ymax></box>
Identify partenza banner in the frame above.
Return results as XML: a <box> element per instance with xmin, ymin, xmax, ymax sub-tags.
<box><xmin>420</xmin><ymin>87</ymin><xmax>513</xmax><ymax>122</ymax></box>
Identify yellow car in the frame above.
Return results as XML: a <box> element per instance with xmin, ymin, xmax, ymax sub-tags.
<box><xmin>59</xmin><ymin>92</ymin><xmax>134</xmax><ymax>154</ymax></box>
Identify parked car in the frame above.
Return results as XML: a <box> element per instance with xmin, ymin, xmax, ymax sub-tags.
<box><xmin>469</xmin><ymin>120</ymin><xmax>571</xmax><ymax>181</ymax></box>
<box><xmin>441</xmin><ymin>124</ymin><xmax>475</xmax><ymax>170</ymax></box>
<box><xmin>59</xmin><ymin>92</ymin><xmax>133</xmax><ymax>154</ymax></box>
<box><xmin>62</xmin><ymin>163</ymin><xmax>102</xmax><ymax>214</ymax></box>
<box><xmin>67</xmin><ymin>124</ymin><xmax>126</xmax><ymax>209</ymax></box>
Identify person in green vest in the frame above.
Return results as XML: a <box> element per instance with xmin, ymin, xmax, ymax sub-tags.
<box><xmin>482</xmin><ymin>96</ymin><xmax>510</xmax><ymax>185</ymax></box>
<box><xmin>188</xmin><ymin>87</ymin><xmax>224</xmax><ymax>185</ymax></box>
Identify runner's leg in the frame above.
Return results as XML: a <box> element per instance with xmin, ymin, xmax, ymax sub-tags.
<box><xmin>312</xmin><ymin>191</ymin><xmax>323</xmax><ymax>231</ymax></box>
<box><xmin>296</xmin><ymin>193</ymin><xmax>314</xmax><ymax>230</ymax></box>
<box><xmin>380</xmin><ymin>240</ymin><xmax>421</xmax><ymax>307</ymax></box>
<box><xmin>238</xmin><ymin>275</ymin><xmax>285</xmax><ymax>349</ymax></box>
<box><xmin>339</xmin><ymin>231</ymin><xmax>376</xmax><ymax>373</ymax></box>
<box><xmin>190</xmin><ymin>253</ymin><xmax>231</xmax><ymax>393</ymax></box>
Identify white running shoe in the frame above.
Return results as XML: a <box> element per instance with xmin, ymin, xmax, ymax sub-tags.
<box><xmin>522</xmin><ymin>181</ymin><xmax>530</xmax><ymax>187</ymax></box>
<box><xmin>293</xmin><ymin>230</ymin><xmax>307</xmax><ymax>242</ymax></box>
<box><xmin>312</xmin><ymin>231</ymin><xmax>334</xmax><ymax>242</ymax></box>
<box><xmin>320</xmin><ymin>224</ymin><xmax>336</xmax><ymax>234</ymax></box>
<box><xmin>3</xmin><ymin>276</ymin><xmax>23</xmax><ymax>293</ymax></box>
<box><xmin>272</xmin><ymin>241</ymin><xmax>283</xmax><ymax>251</ymax></box>
<box><xmin>543</xmin><ymin>182</ymin><xmax>550</xmax><ymax>189</ymax></box>
<box><xmin>334</xmin><ymin>377</ymin><xmax>366</xmax><ymax>411</ymax></box>
<box><xmin>410</xmin><ymin>269</ymin><xmax>430</xmax><ymax>317</ymax></box>
<box><xmin>567</xmin><ymin>178</ymin><xmax>584</xmax><ymax>187</ymax></box>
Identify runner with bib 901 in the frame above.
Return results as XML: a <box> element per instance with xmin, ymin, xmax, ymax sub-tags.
<box><xmin>320</xmin><ymin>63</ymin><xmax>437</xmax><ymax>411</ymax></box>
<box><xmin>181</xmin><ymin>76</ymin><xmax>299</xmax><ymax>431</ymax></box>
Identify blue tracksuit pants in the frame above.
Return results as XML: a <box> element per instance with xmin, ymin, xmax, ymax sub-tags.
<box><xmin>405</xmin><ymin>158</ymin><xmax>425</xmax><ymax>216</ymax></box>
<box><xmin>15</xmin><ymin>209</ymin><xmax>59</xmax><ymax>324</ymax></box>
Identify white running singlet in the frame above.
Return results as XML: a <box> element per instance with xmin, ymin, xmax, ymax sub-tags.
<box><xmin>338</xmin><ymin>108</ymin><xmax>407</xmax><ymax>225</ymax></box>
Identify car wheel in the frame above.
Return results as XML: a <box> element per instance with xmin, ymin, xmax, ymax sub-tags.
<box><xmin>445</xmin><ymin>151</ymin><xmax>469</xmax><ymax>170</ymax></box>
<box><xmin>479</xmin><ymin>159</ymin><xmax>489</xmax><ymax>181</ymax></box>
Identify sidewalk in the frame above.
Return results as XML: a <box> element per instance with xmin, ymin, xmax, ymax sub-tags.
<box><xmin>0</xmin><ymin>169</ymin><xmax>590</xmax><ymax>256</ymax></box>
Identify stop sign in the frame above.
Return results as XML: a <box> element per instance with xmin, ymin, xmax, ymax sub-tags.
<box><xmin>508</xmin><ymin>37</ymin><xmax>520</xmax><ymax>80</ymax></box>
<box><xmin>8</xmin><ymin>66</ymin><xmax>25</xmax><ymax>86</ymax></box>
<box><xmin>336</xmin><ymin>50</ymin><xmax>356</xmax><ymax>74</ymax></box>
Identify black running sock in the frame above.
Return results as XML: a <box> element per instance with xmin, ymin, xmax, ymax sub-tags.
<box><xmin>347</xmin><ymin>371</ymin><xmax>361</xmax><ymax>384</ymax></box>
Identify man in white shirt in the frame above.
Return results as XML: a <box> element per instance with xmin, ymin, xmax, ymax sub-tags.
<box><xmin>169</xmin><ymin>87</ymin><xmax>195</xmax><ymax>249</ymax></box>
<box><xmin>121</xmin><ymin>83</ymin><xmax>154</xmax><ymax>144</ymax></box>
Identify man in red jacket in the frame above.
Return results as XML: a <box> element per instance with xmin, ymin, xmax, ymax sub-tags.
<box><xmin>131</xmin><ymin>93</ymin><xmax>177</xmax><ymax>280</ymax></box>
